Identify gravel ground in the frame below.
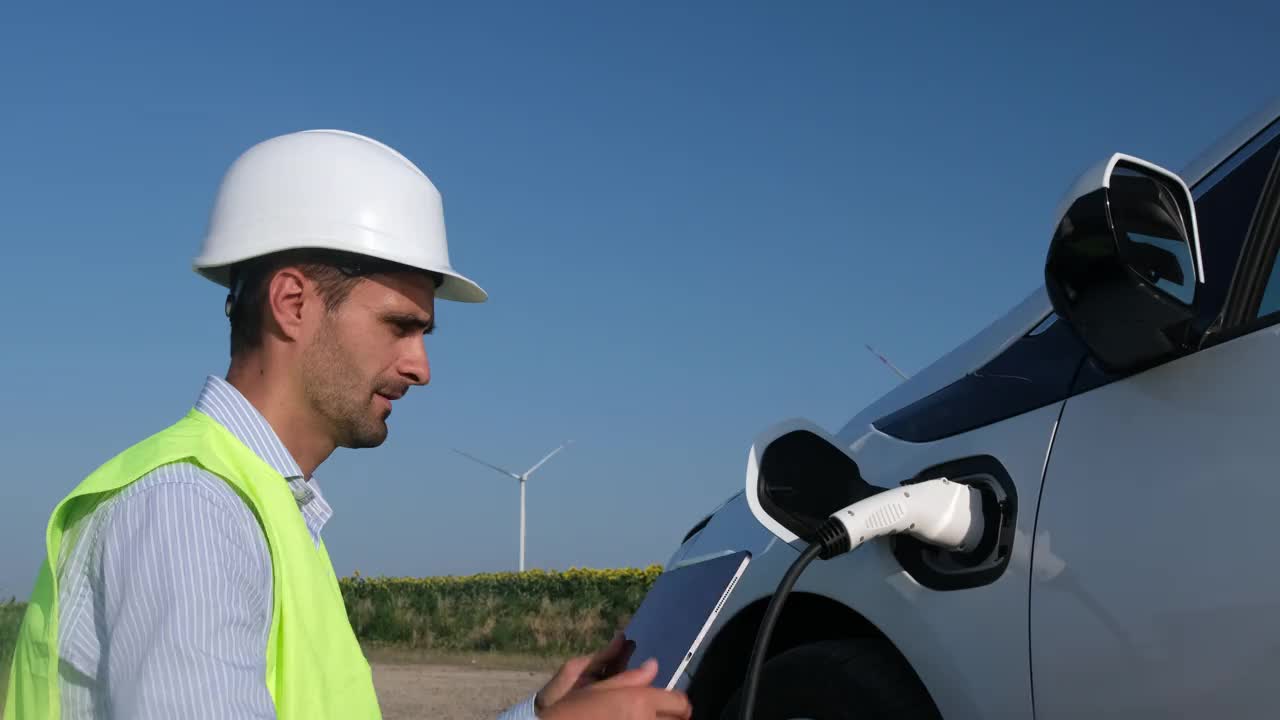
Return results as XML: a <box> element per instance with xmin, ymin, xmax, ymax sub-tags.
<box><xmin>0</xmin><ymin>658</ymin><xmax>554</xmax><ymax>719</ymax></box>
<box><xmin>373</xmin><ymin>662</ymin><xmax>552</xmax><ymax>720</ymax></box>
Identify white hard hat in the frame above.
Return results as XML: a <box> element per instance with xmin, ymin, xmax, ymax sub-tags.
<box><xmin>193</xmin><ymin>129</ymin><xmax>487</xmax><ymax>303</ymax></box>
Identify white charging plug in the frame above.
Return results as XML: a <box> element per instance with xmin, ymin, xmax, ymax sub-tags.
<box><xmin>814</xmin><ymin>477</ymin><xmax>985</xmax><ymax>558</ymax></box>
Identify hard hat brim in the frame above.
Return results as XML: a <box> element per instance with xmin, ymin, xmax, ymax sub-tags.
<box><xmin>434</xmin><ymin>269</ymin><xmax>488</xmax><ymax>303</ymax></box>
<box><xmin>194</xmin><ymin>254</ymin><xmax>488</xmax><ymax>304</ymax></box>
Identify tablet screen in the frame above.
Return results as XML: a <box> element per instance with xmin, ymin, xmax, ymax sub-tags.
<box><xmin>620</xmin><ymin>550</ymin><xmax>752</xmax><ymax>689</ymax></box>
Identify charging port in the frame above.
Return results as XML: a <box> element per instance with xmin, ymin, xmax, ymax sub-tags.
<box><xmin>891</xmin><ymin>455</ymin><xmax>1017</xmax><ymax>591</ymax></box>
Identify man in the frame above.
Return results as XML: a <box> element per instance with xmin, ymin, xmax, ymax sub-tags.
<box><xmin>5</xmin><ymin>130</ymin><xmax>692</xmax><ymax>720</ymax></box>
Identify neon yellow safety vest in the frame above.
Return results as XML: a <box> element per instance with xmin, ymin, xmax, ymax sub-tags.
<box><xmin>4</xmin><ymin>409</ymin><xmax>382</xmax><ymax>719</ymax></box>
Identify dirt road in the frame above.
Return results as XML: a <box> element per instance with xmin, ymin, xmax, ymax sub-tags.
<box><xmin>373</xmin><ymin>663</ymin><xmax>552</xmax><ymax>720</ymax></box>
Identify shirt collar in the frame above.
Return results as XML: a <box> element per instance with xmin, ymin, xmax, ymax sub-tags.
<box><xmin>195</xmin><ymin>375</ymin><xmax>305</xmax><ymax>480</ymax></box>
<box><xmin>193</xmin><ymin>375</ymin><xmax>333</xmax><ymax>544</ymax></box>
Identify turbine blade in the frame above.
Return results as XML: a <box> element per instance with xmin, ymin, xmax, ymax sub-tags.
<box><xmin>866</xmin><ymin>344</ymin><xmax>909</xmax><ymax>381</ymax></box>
<box><xmin>524</xmin><ymin>440</ymin><xmax>573</xmax><ymax>478</ymax></box>
<box><xmin>452</xmin><ymin>448</ymin><xmax>521</xmax><ymax>479</ymax></box>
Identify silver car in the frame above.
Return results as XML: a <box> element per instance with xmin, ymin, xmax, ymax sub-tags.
<box><xmin>667</xmin><ymin>96</ymin><xmax>1280</xmax><ymax>719</ymax></box>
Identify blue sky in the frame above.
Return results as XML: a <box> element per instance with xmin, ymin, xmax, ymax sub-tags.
<box><xmin>2</xmin><ymin>1</ymin><xmax>1277</xmax><ymax>597</ymax></box>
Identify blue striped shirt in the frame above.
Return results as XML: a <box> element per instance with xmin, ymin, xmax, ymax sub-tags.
<box><xmin>55</xmin><ymin>375</ymin><xmax>539</xmax><ymax>719</ymax></box>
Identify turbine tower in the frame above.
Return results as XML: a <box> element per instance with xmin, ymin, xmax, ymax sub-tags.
<box><xmin>452</xmin><ymin>440</ymin><xmax>573</xmax><ymax>572</ymax></box>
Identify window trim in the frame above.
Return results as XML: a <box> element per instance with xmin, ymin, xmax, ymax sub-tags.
<box><xmin>1144</xmin><ymin>114</ymin><xmax>1280</xmax><ymax>351</ymax></box>
<box><xmin>1192</xmin><ymin>117</ymin><xmax>1280</xmax><ymax>199</ymax></box>
<box><xmin>1196</xmin><ymin>125</ymin><xmax>1280</xmax><ymax>347</ymax></box>
<box><xmin>1206</xmin><ymin>146</ymin><xmax>1280</xmax><ymax>344</ymax></box>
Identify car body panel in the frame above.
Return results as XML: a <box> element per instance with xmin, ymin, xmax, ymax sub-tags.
<box><xmin>1031</xmin><ymin>323</ymin><xmax>1280</xmax><ymax>718</ymax></box>
<box><xmin>675</xmin><ymin>401</ymin><xmax>1062</xmax><ymax>720</ymax></box>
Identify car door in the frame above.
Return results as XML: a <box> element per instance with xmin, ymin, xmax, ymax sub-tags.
<box><xmin>1030</xmin><ymin>121</ymin><xmax>1280</xmax><ymax>718</ymax></box>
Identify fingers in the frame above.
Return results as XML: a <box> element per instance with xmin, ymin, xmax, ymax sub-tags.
<box><xmin>591</xmin><ymin>657</ymin><xmax>658</xmax><ymax>690</ymax></box>
<box><xmin>555</xmin><ymin>655</ymin><xmax>592</xmax><ymax>687</ymax></box>
<box><xmin>603</xmin><ymin>638</ymin><xmax>637</xmax><ymax>677</ymax></box>
<box><xmin>562</xmin><ymin>655</ymin><xmax>592</xmax><ymax>677</ymax></box>
<box><xmin>646</xmin><ymin>688</ymin><xmax>693</xmax><ymax>719</ymax></box>
<box><xmin>583</xmin><ymin>632</ymin><xmax>635</xmax><ymax>681</ymax></box>
<box><xmin>543</xmin><ymin>682</ymin><xmax>692</xmax><ymax>720</ymax></box>
<box><xmin>539</xmin><ymin>652</ymin><xmax>595</xmax><ymax>708</ymax></box>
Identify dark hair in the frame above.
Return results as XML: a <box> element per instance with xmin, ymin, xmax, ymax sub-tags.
<box><xmin>227</xmin><ymin>248</ymin><xmax>442</xmax><ymax>358</ymax></box>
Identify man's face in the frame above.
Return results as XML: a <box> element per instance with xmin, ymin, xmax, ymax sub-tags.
<box><xmin>299</xmin><ymin>271</ymin><xmax>436</xmax><ymax>449</ymax></box>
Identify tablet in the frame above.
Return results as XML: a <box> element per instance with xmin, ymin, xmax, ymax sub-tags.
<box><xmin>619</xmin><ymin>550</ymin><xmax>752</xmax><ymax>689</ymax></box>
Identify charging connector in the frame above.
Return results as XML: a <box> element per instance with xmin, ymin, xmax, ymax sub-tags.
<box><xmin>739</xmin><ymin>477</ymin><xmax>984</xmax><ymax>720</ymax></box>
<box><xmin>815</xmin><ymin>477</ymin><xmax>984</xmax><ymax>559</ymax></box>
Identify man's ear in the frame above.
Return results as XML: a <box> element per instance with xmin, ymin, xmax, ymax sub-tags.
<box><xmin>266</xmin><ymin>267</ymin><xmax>310</xmax><ymax>342</ymax></box>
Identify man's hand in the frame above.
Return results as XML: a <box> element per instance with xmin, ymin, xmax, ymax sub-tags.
<box><xmin>539</xmin><ymin>659</ymin><xmax>692</xmax><ymax>720</ymax></box>
<box><xmin>536</xmin><ymin>632</ymin><xmax>637</xmax><ymax>710</ymax></box>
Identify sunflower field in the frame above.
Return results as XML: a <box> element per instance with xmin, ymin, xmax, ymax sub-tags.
<box><xmin>340</xmin><ymin>565</ymin><xmax>663</xmax><ymax>655</ymax></box>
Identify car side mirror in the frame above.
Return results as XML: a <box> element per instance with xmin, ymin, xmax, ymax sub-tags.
<box><xmin>744</xmin><ymin>419</ymin><xmax>881</xmax><ymax>544</ymax></box>
<box><xmin>1045</xmin><ymin>153</ymin><xmax>1204</xmax><ymax>373</ymax></box>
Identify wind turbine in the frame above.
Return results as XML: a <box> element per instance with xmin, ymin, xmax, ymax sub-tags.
<box><xmin>865</xmin><ymin>343</ymin><xmax>909</xmax><ymax>381</ymax></box>
<box><xmin>452</xmin><ymin>440</ymin><xmax>573</xmax><ymax>572</ymax></box>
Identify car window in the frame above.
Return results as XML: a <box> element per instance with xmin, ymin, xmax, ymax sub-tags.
<box><xmin>1258</xmin><ymin>264</ymin><xmax>1280</xmax><ymax>316</ymax></box>
<box><xmin>1189</xmin><ymin>131</ymin><xmax>1280</xmax><ymax>334</ymax></box>
<box><xmin>1251</xmin><ymin>149</ymin><xmax>1280</xmax><ymax>317</ymax></box>
<box><xmin>1182</xmin><ymin>132</ymin><xmax>1280</xmax><ymax>333</ymax></box>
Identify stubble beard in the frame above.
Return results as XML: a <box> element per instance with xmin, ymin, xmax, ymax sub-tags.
<box><xmin>300</xmin><ymin>318</ymin><xmax>389</xmax><ymax>450</ymax></box>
